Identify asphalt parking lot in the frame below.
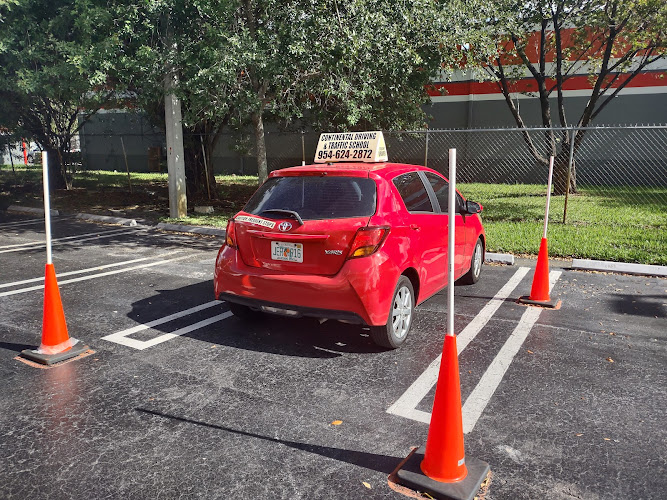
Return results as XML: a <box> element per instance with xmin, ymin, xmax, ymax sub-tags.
<box><xmin>0</xmin><ymin>212</ymin><xmax>665</xmax><ymax>500</ymax></box>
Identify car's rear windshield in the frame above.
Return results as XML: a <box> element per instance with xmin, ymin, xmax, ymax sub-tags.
<box><xmin>243</xmin><ymin>176</ymin><xmax>377</xmax><ymax>221</ymax></box>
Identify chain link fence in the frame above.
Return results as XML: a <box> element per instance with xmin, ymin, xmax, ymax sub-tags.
<box><xmin>74</xmin><ymin>123</ymin><xmax>667</xmax><ymax>219</ymax></box>
<box><xmin>267</xmin><ymin>126</ymin><xmax>667</xmax><ymax>216</ymax></box>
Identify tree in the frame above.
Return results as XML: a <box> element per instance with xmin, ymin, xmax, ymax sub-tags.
<box><xmin>111</xmin><ymin>0</ymin><xmax>477</xmax><ymax>189</ymax></box>
<box><xmin>470</xmin><ymin>0</ymin><xmax>667</xmax><ymax>194</ymax></box>
<box><xmin>107</xmin><ymin>0</ymin><xmax>245</xmax><ymax>201</ymax></box>
<box><xmin>0</xmin><ymin>0</ymin><xmax>117</xmax><ymax>189</ymax></box>
<box><xmin>187</xmin><ymin>0</ymin><xmax>466</xmax><ymax>184</ymax></box>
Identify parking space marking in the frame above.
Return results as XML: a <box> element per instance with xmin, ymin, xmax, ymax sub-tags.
<box><xmin>0</xmin><ymin>228</ymin><xmax>137</xmax><ymax>253</ymax></box>
<box><xmin>0</xmin><ymin>253</ymin><xmax>179</xmax><ymax>289</ymax></box>
<box><xmin>101</xmin><ymin>301</ymin><xmax>230</xmax><ymax>350</ymax></box>
<box><xmin>461</xmin><ymin>271</ymin><xmax>562</xmax><ymax>433</ymax></box>
<box><xmin>387</xmin><ymin>266</ymin><xmax>531</xmax><ymax>425</ymax></box>
<box><xmin>0</xmin><ymin>218</ymin><xmax>46</xmax><ymax>229</ymax></box>
<box><xmin>0</xmin><ymin>254</ymin><xmax>190</xmax><ymax>297</ymax></box>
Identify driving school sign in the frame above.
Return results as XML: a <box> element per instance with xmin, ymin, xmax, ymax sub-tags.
<box><xmin>314</xmin><ymin>131</ymin><xmax>388</xmax><ymax>163</ymax></box>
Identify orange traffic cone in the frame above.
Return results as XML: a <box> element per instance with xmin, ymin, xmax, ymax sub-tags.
<box><xmin>39</xmin><ymin>263</ymin><xmax>74</xmax><ymax>353</ymax></box>
<box><xmin>519</xmin><ymin>237</ymin><xmax>560</xmax><ymax>308</ymax></box>
<box><xmin>421</xmin><ymin>335</ymin><xmax>467</xmax><ymax>481</ymax></box>
<box><xmin>20</xmin><ymin>264</ymin><xmax>88</xmax><ymax>366</ymax></box>
<box><xmin>395</xmin><ymin>335</ymin><xmax>490</xmax><ymax>499</ymax></box>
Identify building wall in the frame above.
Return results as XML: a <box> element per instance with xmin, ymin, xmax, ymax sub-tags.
<box><xmin>77</xmin><ymin>77</ymin><xmax>667</xmax><ymax>176</ymax></box>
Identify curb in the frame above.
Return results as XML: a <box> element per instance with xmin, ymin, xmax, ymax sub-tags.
<box><xmin>485</xmin><ymin>252</ymin><xmax>514</xmax><ymax>265</ymax></box>
<box><xmin>156</xmin><ymin>222</ymin><xmax>226</xmax><ymax>237</ymax></box>
<box><xmin>76</xmin><ymin>213</ymin><xmax>137</xmax><ymax>226</ymax></box>
<box><xmin>7</xmin><ymin>205</ymin><xmax>59</xmax><ymax>216</ymax></box>
<box><xmin>572</xmin><ymin>259</ymin><xmax>667</xmax><ymax>277</ymax></box>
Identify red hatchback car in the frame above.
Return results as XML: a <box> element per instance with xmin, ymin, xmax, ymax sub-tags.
<box><xmin>214</xmin><ymin>162</ymin><xmax>485</xmax><ymax>348</ymax></box>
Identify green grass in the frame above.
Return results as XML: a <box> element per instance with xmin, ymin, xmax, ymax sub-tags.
<box><xmin>2</xmin><ymin>165</ymin><xmax>665</xmax><ymax>265</ymax></box>
<box><xmin>459</xmin><ymin>183</ymin><xmax>667</xmax><ymax>265</ymax></box>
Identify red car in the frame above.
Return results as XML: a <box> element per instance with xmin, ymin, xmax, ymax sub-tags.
<box><xmin>214</xmin><ymin>162</ymin><xmax>485</xmax><ymax>348</ymax></box>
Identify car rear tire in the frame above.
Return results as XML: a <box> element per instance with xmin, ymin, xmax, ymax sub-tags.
<box><xmin>459</xmin><ymin>237</ymin><xmax>483</xmax><ymax>285</ymax></box>
<box><xmin>228</xmin><ymin>302</ymin><xmax>259</xmax><ymax>320</ymax></box>
<box><xmin>370</xmin><ymin>275</ymin><xmax>414</xmax><ymax>349</ymax></box>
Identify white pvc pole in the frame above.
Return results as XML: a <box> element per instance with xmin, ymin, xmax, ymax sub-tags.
<box><xmin>447</xmin><ymin>148</ymin><xmax>456</xmax><ymax>337</ymax></box>
<box><xmin>42</xmin><ymin>151</ymin><xmax>53</xmax><ymax>265</ymax></box>
<box><xmin>543</xmin><ymin>156</ymin><xmax>554</xmax><ymax>239</ymax></box>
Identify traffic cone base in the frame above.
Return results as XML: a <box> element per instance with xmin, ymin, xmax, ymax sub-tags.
<box><xmin>518</xmin><ymin>296</ymin><xmax>561</xmax><ymax>309</ymax></box>
<box><xmin>395</xmin><ymin>446</ymin><xmax>490</xmax><ymax>500</ymax></box>
<box><xmin>20</xmin><ymin>342</ymin><xmax>89</xmax><ymax>366</ymax></box>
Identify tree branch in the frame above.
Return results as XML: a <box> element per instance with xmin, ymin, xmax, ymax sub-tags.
<box><xmin>495</xmin><ymin>57</ymin><xmax>547</xmax><ymax>164</ymax></box>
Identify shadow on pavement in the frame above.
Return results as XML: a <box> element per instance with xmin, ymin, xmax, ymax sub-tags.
<box><xmin>127</xmin><ymin>280</ymin><xmax>387</xmax><ymax>358</ymax></box>
<box><xmin>610</xmin><ymin>293</ymin><xmax>666</xmax><ymax>319</ymax></box>
<box><xmin>135</xmin><ymin>407</ymin><xmax>399</xmax><ymax>475</ymax></box>
<box><xmin>0</xmin><ymin>341</ymin><xmax>36</xmax><ymax>352</ymax></box>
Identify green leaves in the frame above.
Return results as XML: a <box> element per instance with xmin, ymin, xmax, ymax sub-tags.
<box><xmin>0</xmin><ymin>0</ymin><xmax>120</xmax><ymax>187</ymax></box>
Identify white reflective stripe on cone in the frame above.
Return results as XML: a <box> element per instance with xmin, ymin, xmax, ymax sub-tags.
<box><xmin>36</xmin><ymin>337</ymin><xmax>78</xmax><ymax>355</ymax></box>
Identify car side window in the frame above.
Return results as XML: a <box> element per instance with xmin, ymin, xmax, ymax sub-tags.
<box><xmin>393</xmin><ymin>172</ymin><xmax>435</xmax><ymax>213</ymax></box>
<box><xmin>425</xmin><ymin>172</ymin><xmax>463</xmax><ymax>214</ymax></box>
<box><xmin>456</xmin><ymin>193</ymin><xmax>465</xmax><ymax>213</ymax></box>
<box><xmin>425</xmin><ymin>172</ymin><xmax>449</xmax><ymax>213</ymax></box>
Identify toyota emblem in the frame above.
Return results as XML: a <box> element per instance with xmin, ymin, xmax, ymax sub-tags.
<box><xmin>278</xmin><ymin>221</ymin><xmax>293</xmax><ymax>232</ymax></box>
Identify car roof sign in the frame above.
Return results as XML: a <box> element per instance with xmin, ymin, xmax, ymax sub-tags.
<box><xmin>314</xmin><ymin>131</ymin><xmax>388</xmax><ymax>163</ymax></box>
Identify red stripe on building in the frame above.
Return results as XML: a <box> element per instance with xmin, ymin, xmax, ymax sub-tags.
<box><xmin>428</xmin><ymin>71</ymin><xmax>667</xmax><ymax>97</ymax></box>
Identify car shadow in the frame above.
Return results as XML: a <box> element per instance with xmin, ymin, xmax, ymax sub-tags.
<box><xmin>127</xmin><ymin>280</ymin><xmax>387</xmax><ymax>358</ymax></box>
<box><xmin>135</xmin><ymin>407</ymin><xmax>399</xmax><ymax>475</ymax></box>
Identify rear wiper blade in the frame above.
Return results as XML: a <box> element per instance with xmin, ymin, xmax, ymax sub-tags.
<box><xmin>259</xmin><ymin>209</ymin><xmax>304</xmax><ymax>226</ymax></box>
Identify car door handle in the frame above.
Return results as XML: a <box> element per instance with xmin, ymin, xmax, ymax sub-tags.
<box><xmin>410</xmin><ymin>224</ymin><xmax>420</xmax><ymax>231</ymax></box>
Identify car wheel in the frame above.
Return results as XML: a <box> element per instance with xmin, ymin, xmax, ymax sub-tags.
<box><xmin>370</xmin><ymin>275</ymin><xmax>414</xmax><ymax>349</ymax></box>
<box><xmin>228</xmin><ymin>302</ymin><xmax>259</xmax><ymax>320</ymax></box>
<box><xmin>459</xmin><ymin>237</ymin><xmax>483</xmax><ymax>285</ymax></box>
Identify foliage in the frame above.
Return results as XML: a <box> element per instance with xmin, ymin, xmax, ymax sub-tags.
<box><xmin>0</xmin><ymin>0</ymin><xmax>118</xmax><ymax>189</ymax></box>
<box><xmin>109</xmin><ymin>1</ymin><xmax>470</xmax><ymax>185</ymax></box>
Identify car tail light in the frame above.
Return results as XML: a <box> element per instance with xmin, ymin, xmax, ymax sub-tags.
<box><xmin>225</xmin><ymin>220</ymin><xmax>237</xmax><ymax>248</ymax></box>
<box><xmin>347</xmin><ymin>226</ymin><xmax>390</xmax><ymax>259</ymax></box>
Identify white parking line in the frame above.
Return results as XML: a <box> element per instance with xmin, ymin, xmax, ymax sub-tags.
<box><xmin>0</xmin><ymin>228</ymin><xmax>136</xmax><ymax>253</ymax></box>
<box><xmin>0</xmin><ymin>228</ymin><xmax>129</xmax><ymax>249</ymax></box>
<box><xmin>0</xmin><ymin>253</ymin><xmax>179</xmax><ymax>289</ymax></box>
<box><xmin>0</xmin><ymin>218</ymin><xmax>45</xmax><ymax>229</ymax></box>
<box><xmin>387</xmin><ymin>267</ymin><xmax>530</xmax><ymax>424</ymax></box>
<box><xmin>461</xmin><ymin>271</ymin><xmax>562</xmax><ymax>433</ymax></box>
<box><xmin>102</xmin><ymin>301</ymin><xmax>230</xmax><ymax>350</ymax></box>
<box><xmin>387</xmin><ymin>268</ymin><xmax>562</xmax><ymax>430</ymax></box>
<box><xmin>0</xmin><ymin>254</ymin><xmax>190</xmax><ymax>297</ymax></box>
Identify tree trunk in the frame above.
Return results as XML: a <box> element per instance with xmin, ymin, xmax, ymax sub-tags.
<box><xmin>45</xmin><ymin>147</ymin><xmax>67</xmax><ymax>190</ymax></box>
<box><xmin>252</xmin><ymin>112</ymin><xmax>268</xmax><ymax>184</ymax></box>
<box><xmin>183</xmin><ymin>136</ymin><xmax>218</xmax><ymax>201</ymax></box>
<box><xmin>552</xmin><ymin>151</ymin><xmax>577</xmax><ymax>195</ymax></box>
<box><xmin>183</xmin><ymin>148</ymin><xmax>217</xmax><ymax>200</ymax></box>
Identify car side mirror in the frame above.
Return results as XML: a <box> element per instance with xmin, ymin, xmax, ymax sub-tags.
<box><xmin>465</xmin><ymin>201</ymin><xmax>482</xmax><ymax>214</ymax></box>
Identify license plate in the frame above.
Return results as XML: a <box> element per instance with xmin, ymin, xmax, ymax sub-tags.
<box><xmin>271</xmin><ymin>241</ymin><xmax>303</xmax><ymax>263</ymax></box>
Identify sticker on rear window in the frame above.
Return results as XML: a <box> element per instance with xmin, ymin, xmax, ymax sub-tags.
<box><xmin>234</xmin><ymin>215</ymin><xmax>276</xmax><ymax>229</ymax></box>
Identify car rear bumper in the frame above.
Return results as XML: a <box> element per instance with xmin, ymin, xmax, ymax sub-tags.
<box><xmin>217</xmin><ymin>293</ymin><xmax>365</xmax><ymax>324</ymax></box>
<box><xmin>214</xmin><ymin>246</ymin><xmax>399</xmax><ymax>326</ymax></box>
